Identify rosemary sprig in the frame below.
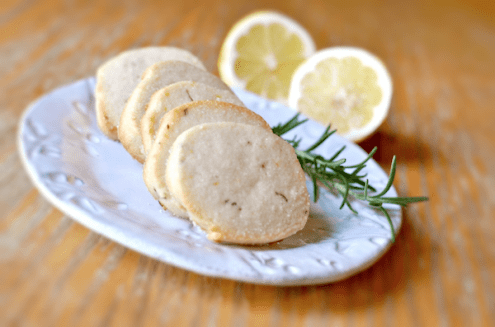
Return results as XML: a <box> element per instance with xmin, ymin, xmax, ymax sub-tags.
<box><xmin>272</xmin><ymin>114</ymin><xmax>428</xmax><ymax>242</ymax></box>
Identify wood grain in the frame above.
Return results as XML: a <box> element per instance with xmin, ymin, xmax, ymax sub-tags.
<box><xmin>1</xmin><ymin>0</ymin><xmax>494</xmax><ymax>326</ymax></box>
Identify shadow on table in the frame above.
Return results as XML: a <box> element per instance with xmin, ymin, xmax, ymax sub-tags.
<box><xmin>221</xmin><ymin>210</ymin><xmax>431</xmax><ymax>314</ymax></box>
<box><xmin>358</xmin><ymin>129</ymin><xmax>436</xmax><ymax>167</ymax></box>
<box><xmin>311</xmin><ymin>209</ymin><xmax>430</xmax><ymax>306</ymax></box>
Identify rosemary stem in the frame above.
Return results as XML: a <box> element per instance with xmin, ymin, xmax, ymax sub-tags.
<box><xmin>271</xmin><ymin>114</ymin><xmax>428</xmax><ymax>243</ymax></box>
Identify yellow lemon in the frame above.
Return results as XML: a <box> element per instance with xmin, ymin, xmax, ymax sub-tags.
<box><xmin>288</xmin><ymin>47</ymin><xmax>393</xmax><ymax>142</ymax></box>
<box><xmin>218</xmin><ymin>11</ymin><xmax>316</xmax><ymax>104</ymax></box>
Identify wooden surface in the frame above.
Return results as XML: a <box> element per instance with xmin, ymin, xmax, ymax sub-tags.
<box><xmin>1</xmin><ymin>0</ymin><xmax>495</xmax><ymax>326</ymax></box>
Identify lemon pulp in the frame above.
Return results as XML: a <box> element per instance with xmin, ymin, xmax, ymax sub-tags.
<box><xmin>233</xmin><ymin>23</ymin><xmax>308</xmax><ymax>100</ymax></box>
<box><xmin>297</xmin><ymin>56</ymin><xmax>382</xmax><ymax>134</ymax></box>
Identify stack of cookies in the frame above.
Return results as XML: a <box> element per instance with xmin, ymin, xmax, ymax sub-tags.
<box><xmin>96</xmin><ymin>47</ymin><xmax>310</xmax><ymax>244</ymax></box>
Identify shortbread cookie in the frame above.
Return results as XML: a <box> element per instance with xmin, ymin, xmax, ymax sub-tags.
<box><xmin>119</xmin><ymin>61</ymin><xmax>232</xmax><ymax>163</ymax></box>
<box><xmin>166</xmin><ymin>122</ymin><xmax>310</xmax><ymax>244</ymax></box>
<box><xmin>95</xmin><ymin>47</ymin><xmax>205</xmax><ymax>140</ymax></box>
<box><xmin>141</xmin><ymin>81</ymin><xmax>244</xmax><ymax>155</ymax></box>
<box><xmin>143</xmin><ymin>100</ymin><xmax>271</xmax><ymax>218</ymax></box>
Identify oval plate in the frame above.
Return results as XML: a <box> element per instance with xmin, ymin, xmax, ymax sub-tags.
<box><xmin>17</xmin><ymin>78</ymin><xmax>401</xmax><ymax>286</ymax></box>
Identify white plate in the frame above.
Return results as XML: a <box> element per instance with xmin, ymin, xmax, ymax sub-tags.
<box><xmin>17</xmin><ymin>78</ymin><xmax>401</xmax><ymax>286</ymax></box>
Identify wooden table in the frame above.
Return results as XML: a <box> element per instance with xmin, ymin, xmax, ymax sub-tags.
<box><xmin>1</xmin><ymin>0</ymin><xmax>494</xmax><ymax>326</ymax></box>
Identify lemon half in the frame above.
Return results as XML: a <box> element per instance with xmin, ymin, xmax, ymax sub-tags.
<box><xmin>218</xmin><ymin>11</ymin><xmax>316</xmax><ymax>104</ymax></box>
<box><xmin>288</xmin><ymin>47</ymin><xmax>393</xmax><ymax>142</ymax></box>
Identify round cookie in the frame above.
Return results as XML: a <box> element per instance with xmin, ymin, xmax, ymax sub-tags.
<box><xmin>141</xmin><ymin>81</ymin><xmax>244</xmax><ymax>155</ymax></box>
<box><xmin>119</xmin><ymin>61</ymin><xmax>231</xmax><ymax>163</ymax></box>
<box><xmin>95</xmin><ymin>47</ymin><xmax>205</xmax><ymax>140</ymax></box>
<box><xmin>143</xmin><ymin>100</ymin><xmax>271</xmax><ymax>218</ymax></box>
<box><xmin>166</xmin><ymin>122</ymin><xmax>310</xmax><ymax>244</ymax></box>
